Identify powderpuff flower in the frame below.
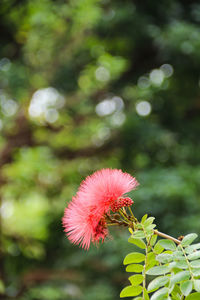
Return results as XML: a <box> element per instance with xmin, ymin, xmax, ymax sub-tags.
<box><xmin>62</xmin><ymin>168</ymin><xmax>139</xmax><ymax>250</ymax></box>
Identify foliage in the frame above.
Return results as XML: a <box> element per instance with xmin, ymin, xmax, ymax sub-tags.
<box><xmin>121</xmin><ymin>216</ymin><xmax>200</xmax><ymax>300</ymax></box>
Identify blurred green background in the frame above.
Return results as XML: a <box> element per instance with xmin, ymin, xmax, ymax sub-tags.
<box><xmin>1</xmin><ymin>0</ymin><xmax>200</xmax><ymax>299</ymax></box>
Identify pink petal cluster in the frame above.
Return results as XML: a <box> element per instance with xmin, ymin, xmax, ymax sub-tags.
<box><xmin>62</xmin><ymin>168</ymin><xmax>139</xmax><ymax>250</ymax></box>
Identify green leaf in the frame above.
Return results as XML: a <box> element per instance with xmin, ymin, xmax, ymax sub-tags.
<box><xmin>146</xmin><ymin>252</ymin><xmax>157</xmax><ymax>269</ymax></box>
<box><xmin>180</xmin><ymin>280</ymin><xmax>193</xmax><ymax>296</ymax></box>
<box><xmin>120</xmin><ymin>285</ymin><xmax>143</xmax><ymax>297</ymax></box>
<box><xmin>185</xmin><ymin>293</ymin><xmax>200</xmax><ymax>300</ymax></box>
<box><xmin>145</xmin><ymin>224</ymin><xmax>156</xmax><ymax>232</ymax></box>
<box><xmin>129</xmin><ymin>228</ymin><xmax>134</xmax><ymax>235</ymax></box>
<box><xmin>188</xmin><ymin>251</ymin><xmax>200</xmax><ymax>260</ymax></box>
<box><xmin>143</xmin><ymin>217</ymin><xmax>155</xmax><ymax>227</ymax></box>
<box><xmin>174</xmin><ymin>260</ymin><xmax>188</xmax><ymax>269</ymax></box>
<box><xmin>146</xmin><ymin>265</ymin><xmax>170</xmax><ymax>275</ymax></box>
<box><xmin>185</xmin><ymin>243</ymin><xmax>200</xmax><ymax>254</ymax></box>
<box><xmin>124</xmin><ymin>252</ymin><xmax>146</xmax><ymax>265</ymax></box>
<box><xmin>143</xmin><ymin>288</ymin><xmax>150</xmax><ymax>300</ymax></box>
<box><xmin>181</xmin><ymin>234</ymin><xmax>198</xmax><ymax>247</ymax></box>
<box><xmin>192</xmin><ymin>268</ymin><xmax>200</xmax><ymax>276</ymax></box>
<box><xmin>147</xmin><ymin>276</ymin><xmax>169</xmax><ymax>292</ymax></box>
<box><xmin>126</xmin><ymin>264</ymin><xmax>144</xmax><ymax>273</ymax></box>
<box><xmin>170</xmin><ymin>271</ymin><xmax>190</xmax><ymax>284</ymax></box>
<box><xmin>128</xmin><ymin>237</ymin><xmax>146</xmax><ymax>249</ymax></box>
<box><xmin>141</xmin><ymin>214</ymin><xmax>148</xmax><ymax>224</ymax></box>
<box><xmin>154</xmin><ymin>242</ymin><xmax>164</xmax><ymax>254</ymax></box>
<box><xmin>171</xmin><ymin>284</ymin><xmax>182</xmax><ymax>300</ymax></box>
<box><xmin>133</xmin><ymin>231</ymin><xmax>146</xmax><ymax>239</ymax></box>
<box><xmin>194</xmin><ymin>280</ymin><xmax>200</xmax><ymax>292</ymax></box>
<box><xmin>151</xmin><ymin>287</ymin><xmax>168</xmax><ymax>300</ymax></box>
<box><xmin>173</xmin><ymin>250</ymin><xmax>184</xmax><ymax>260</ymax></box>
<box><xmin>190</xmin><ymin>260</ymin><xmax>200</xmax><ymax>268</ymax></box>
<box><xmin>128</xmin><ymin>274</ymin><xmax>143</xmax><ymax>286</ymax></box>
<box><xmin>150</xmin><ymin>235</ymin><xmax>158</xmax><ymax>247</ymax></box>
<box><xmin>159</xmin><ymin>239</ymin><xmax>176</xmax><ymax>251</ymax></box>
<box><xmin>156</xmin><ymin>253</ymin><xmax>173</xmax><ymax>263</ymax></box>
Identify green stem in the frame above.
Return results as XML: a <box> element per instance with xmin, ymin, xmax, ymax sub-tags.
<box><xmin>179</xmin><ymin>244</ymin><xmax>194</xmax><ymax>281</ymax></box>
<box><xmin>118</xmin><ymin>209</ymin><xmax>129</xmax><ymax>223</ymax></box>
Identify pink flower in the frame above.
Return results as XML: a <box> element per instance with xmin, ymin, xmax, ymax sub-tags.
<box><xmin>62</xmin><ymin>168</ymin><xmax>139</xmax><ymax>250</ymax></box>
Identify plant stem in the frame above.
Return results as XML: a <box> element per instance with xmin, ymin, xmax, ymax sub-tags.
<box><xmin>154</xmin><ymin>230</ymin><xmax>181</xmax><ymax>245</ymax></box>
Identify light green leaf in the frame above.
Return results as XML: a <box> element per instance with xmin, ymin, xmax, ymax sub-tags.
<box><xmin>133</xmin><ymin>297</ymin><xmax>143</xmax><ymax>300</ymax></box>
<box><xmin>147</xmin><ymin>276</ymin><xmax>169</xmax><ymax>292</ymax></box>
<box><xmin>141</xmin><ymin>214</ymin><xmax>148</xmax><ymax>224</ymax></box>
<box><xmin>192</xmin><ymin>269</ymin><xmax>200</xmax><ymax>276</ymax></box>
<box><xmin>150</xmin><ymin>235</ymin><xmax>158</xmax><ymax>247</ymax></box>
<box><xmin>151</xmin><ymin>287</ymin><xmax>168</xmax><ymax>300</ymax></box>
<box><xmin>185</xmin><ymin>293</ymin><xmax>200</xmax><ymax>300</ymax></box>
<box><xmin>170</xmin><ymin>271</ymin><xmax>190</xmax><ymax>284</ymax></box>
<box><xmin>194</xmin><ymin>280</ymin><xmax>200</xmax><ymax>292</ymax></box>
<box><xmin>129</xmin><ymin>228</ymin><xmax>134</xmax><ymax>235</ymax></box>
<box><xmin>143</xmin><ymin>288</ymin><xmax>150</xmax><ymax>300</ymax></box>
<box><xmin>146</xmin><ymin>252</ymin><xmax>157</xmax><ymax>269</ymax></box>
<box><xmin>180</xmin><ymin>280</ymin><xmax>193</xmax><ymax>296</ymax></box>
<box><xmin>156</xmin><ymin>253</ymin><xmax>173</xmax><ymax>263</ymax></box>
<box><xmin>126</xmin><ymin>264</ymin><xmax>144</xmax><ymax>273</ymax></box>
<box><xmin>128</xmin><ymin>274</ymin><xmax>143</xmax><ymax>286</ymax></box>
<box><xmin>181</xmin><ymin>234</ymin><xmax>198</xmax><ymax>247</ymax></box>
<box><xmin>173</xmin><ymin>250</ymin><xmax>184</xmax><ymax>260</ymax></box>
<box><xmin>146</xmin><ymin>265</ymin><xmax>170</xmax><ymax>275</ymax></box>
<box><xmin>145</xmin><ymin>224</ymin><xmax>156</xmax><ymax>232</ymax></box>
<box><xmin>185</xmin><ymin>243</ymin><xmax>200</xmax><ymax>254</ymax></box>
<box><xmin>171</xmin><ymin>284</ymin><xmax>182</xmax><ymax>300</ymax></box>
<box><xmin>174</xmin><ymin>260</ymin><xmax>188</xmax><ymax>269</ymax></box>
<box><xmin>120</xmin><ymin>285</ymin><xmax>143</xmax><ymax>297</ymax></box>
<box><xmin>159</xmin><ymin>239</ymin><xmax>176</xmax><ymax>251</ymax></box>
<box><xmin>124</xmin><ymin>252</ymin><xmax>145</xmax><ymax>265</ymax></box>
<box><xmin>188</xmin><ymin>251</ymin><xmax>200</xmax><ymax>261</ymax></box>
<box><xmin>133</xmin><ymin>231</ymin><xmax>146</xmax><ymax>239</ymax></box>
<box><xmin>190</xmin><ymin>260</ymin><xmax>200</xmax><ymax>268</ymax></box>
<box><xmin>154</xmin><ymin>242</ymin><xmax>164</xmax><ymax>254</ymax></box>
<box><xmin>128</xmin><ymin>237</ymin><xmax>146</xmax><ymax>249</ymax></box>
<box><xmin>143</xmin><ymin>217</ymin><xmax>155</xmax><ymax>227</ymax></box>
